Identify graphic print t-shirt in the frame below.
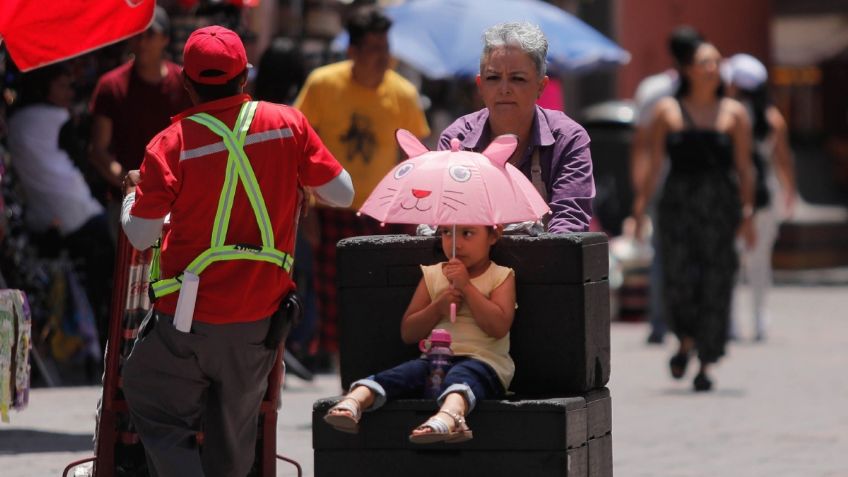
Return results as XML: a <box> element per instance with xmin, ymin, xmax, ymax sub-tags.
<box><xmin>294</xmin><ymin>60</ymin><xmax>430</xmax><ymax>209</ymax></box>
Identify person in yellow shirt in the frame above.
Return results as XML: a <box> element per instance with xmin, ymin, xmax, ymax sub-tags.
<box><xmin>322</xmin><ymin>224</ymin><xmax>516</xmax><ymax>444</ymax></box>
<box><xmin>294</xmin><ymin>6</ymin><xmax>429</xmax><ymax>365</ymax></box>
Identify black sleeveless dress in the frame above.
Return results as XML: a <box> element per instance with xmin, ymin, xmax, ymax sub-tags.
<box><xmin>658</xmin><ymin>100</ymin><xmax>741</xmax><ymax>364</ymax></box>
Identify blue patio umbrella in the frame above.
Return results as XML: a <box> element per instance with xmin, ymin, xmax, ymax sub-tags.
<box><xmin>333</xmin><ymin>0</ymin><xmax>630</xmax><ymax>79</ymax></box>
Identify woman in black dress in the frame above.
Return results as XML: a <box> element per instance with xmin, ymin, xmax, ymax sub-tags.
<box><xmin>633</xmin><ymin>42</ymin><xmax>756</xmax><ymax>391</ymax></box>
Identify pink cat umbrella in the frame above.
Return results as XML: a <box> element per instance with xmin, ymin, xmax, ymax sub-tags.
<box><xmin>359</xmin><ymin>129</ymin><xmax>550</xmax><ymax>321</ymax></box>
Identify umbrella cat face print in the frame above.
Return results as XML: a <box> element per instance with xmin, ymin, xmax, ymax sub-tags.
<box><xmin>359</xmin><ymin>130</ymin><xmax>549</xmax><ymax>226</ymax></box>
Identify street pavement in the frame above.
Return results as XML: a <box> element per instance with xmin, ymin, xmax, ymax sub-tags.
<box><xmin>1</xmin><ymin>284</ymin><xmax>846</xmax><ymax>476</ymax></box>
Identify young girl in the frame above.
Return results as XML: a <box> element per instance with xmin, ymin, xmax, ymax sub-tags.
<box><xmin>323</xmin><ymin>224</ymin><xmax>516</xmax><ymax>444</ymax></box>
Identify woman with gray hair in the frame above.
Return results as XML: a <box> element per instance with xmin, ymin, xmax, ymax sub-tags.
<box><xmin>438</xmin><ymin>22</ymin><xmax>595</xmax><ymax>233</ymax></box>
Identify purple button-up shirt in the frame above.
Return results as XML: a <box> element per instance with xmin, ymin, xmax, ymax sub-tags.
<box><xmin>439</xmin><ymin>106</ymin><xmax>595</xmax><ymax>233</ymax></box>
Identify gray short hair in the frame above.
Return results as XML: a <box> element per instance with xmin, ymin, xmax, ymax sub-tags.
<box><xmin>480</xmin><ymin>22</ymin><xmax>548</xmax><ymax>77</ymax></box>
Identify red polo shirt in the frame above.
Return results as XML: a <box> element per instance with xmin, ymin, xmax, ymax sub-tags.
<box><xmin>132</xmin><ymin>94</ymin><xmax>342</xmax><ymax>324</ymax></box>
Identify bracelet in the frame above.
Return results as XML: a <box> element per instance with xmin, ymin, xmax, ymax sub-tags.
<box><xmin>742</xmin><ymin>205</ymin><xmax>754</xmax><ymax>219</ymax></box>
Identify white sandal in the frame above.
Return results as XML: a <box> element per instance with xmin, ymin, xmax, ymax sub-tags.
<box><xmin>323</xmin><ymin>397</ymin><xmax>362</xmax><ymax>434</ymax></box>
<box><xmin>408</xmin><ymin>409</ymin><xmax>473</xmax><ymax>444</ymax></box>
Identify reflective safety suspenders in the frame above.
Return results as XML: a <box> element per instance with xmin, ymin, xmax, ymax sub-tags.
<box><xmin>148</xmin><ymin>101</ymin><xmax>294</xmax><ymax>300</ymax></box>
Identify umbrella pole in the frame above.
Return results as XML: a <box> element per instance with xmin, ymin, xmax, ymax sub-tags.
<box><xmin>452</xmin><ymin>224</ymin><xmax>456</xmax><ymax>257</ymax></box>
<box><xmin>450</xmin><ymin>224</ymin><xmax>456</xmax><ymax>323</ymax></box>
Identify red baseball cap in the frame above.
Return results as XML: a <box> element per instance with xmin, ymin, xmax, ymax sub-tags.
<box><xmin>183</xmin><ymin>26</ymin><xmax>247</xmax><ymax>85</ymax></box>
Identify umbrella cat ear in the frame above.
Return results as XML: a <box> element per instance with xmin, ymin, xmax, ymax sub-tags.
<box><xmin>482</xmin><ymin>134</ymin><xmax>519</xmax><ymax>167</ymax></box>
<box><xmin>396</xmin><ymin>129</ymin><xmax>430</xmax><ymax>158</ymax></box>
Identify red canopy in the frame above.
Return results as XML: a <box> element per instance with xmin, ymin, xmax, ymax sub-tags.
<box><xmin>0</xmin><ymin>0</ymin><xmax>155</xmax><ymax>72</ymax></box>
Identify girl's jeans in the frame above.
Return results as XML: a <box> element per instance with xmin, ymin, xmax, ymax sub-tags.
<box><xmin>351</xmin><ymin>357</ymin><xmax>504</xmax><ymax>413</ymax></box>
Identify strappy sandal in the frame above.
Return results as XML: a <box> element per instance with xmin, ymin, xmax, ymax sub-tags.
<box><xmin>408</xmin><ymin>409</ymin><xmax>473</xmax><ymax>444</ymax></box>
<box><xmin>323</xmin><ymin>397</ymin><xmax>362</xmax><ymax>434</ymax></box>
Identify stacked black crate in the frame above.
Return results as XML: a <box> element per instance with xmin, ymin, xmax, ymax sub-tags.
<box><xmin>314</xmin><ymin>233</ymin><xmax>612</xmax><ymax>477</ymax></box>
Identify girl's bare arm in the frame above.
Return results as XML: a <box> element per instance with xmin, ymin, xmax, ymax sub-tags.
<box><xmin>459</xmin><ymin>272</ymin><xmax>516</xmax><ymax>339</ymax></box>
<box><xmin>400</xmin><ymin>278</ymin><xmax>459</xmax><ymax>344</ymax></box>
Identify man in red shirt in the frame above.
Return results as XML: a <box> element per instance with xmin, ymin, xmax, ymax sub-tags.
<box><xmin>120</xmin><ymin>26</ymin><xmax>353</xmax><ymax>476</ymax></box>
<box><xmin>89</xmin><ymin>6</ymin><xmax>192</xmax><ymax>237</ymax></box>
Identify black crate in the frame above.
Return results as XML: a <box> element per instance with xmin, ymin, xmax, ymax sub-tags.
<box><xmin>337</xmin><ymin>233</ymin><xmax>610</xmax><ymax>395</ymax></box>
<box><xmin>337</xmin><ymin>233</ymin><xmax>609</xmax><ymax>288</ymax></box>
<box><xmin>315</xmin><ymin>447</ymin><xmax>589</xmax><ymax>477</ymax></box>
<box><xmin>588</xmin><ymin>433</ymin><xmax>613</xmax><ymax>477</ymax></box>
<box><xmin>584</xmin><ymin>388</ymin><xmax>612</xmax><ymax>439</ymax></box>
<box><xmin>314</xmin><ymin>396</ymin><xmax>588</xmax><ymax>451</ymax></box>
